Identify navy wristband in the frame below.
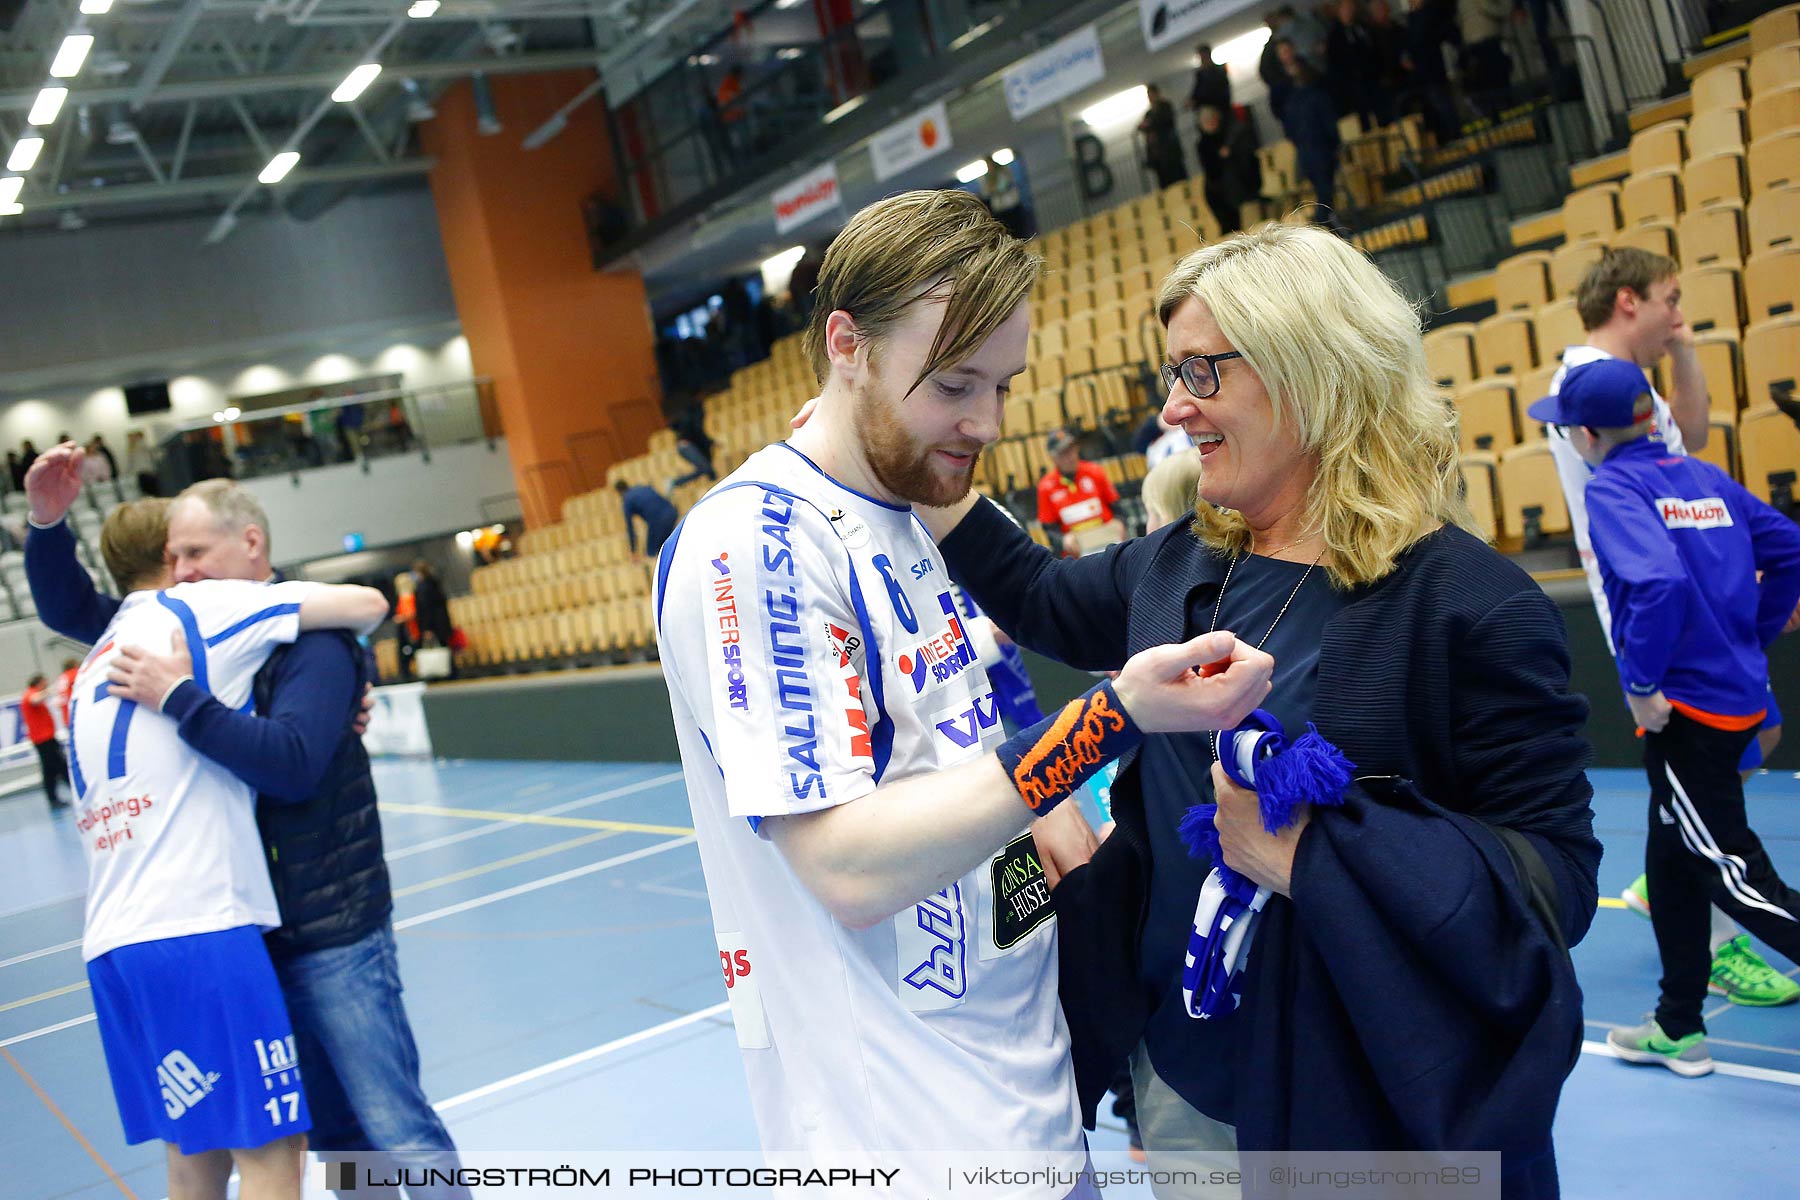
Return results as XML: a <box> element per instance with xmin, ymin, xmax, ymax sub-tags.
<box><xmin>996</xmin><ymin>680</ymin><xmax>1143</xmax><ymax>814</ymax></box>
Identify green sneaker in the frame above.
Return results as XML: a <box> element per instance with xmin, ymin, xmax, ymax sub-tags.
<box><xmin>1709</xmin><ymin>935</ymin><xmax>1800</xmax><ymax>1006</ymax></box>
<box><xmin>1607</xmin><ymin>1018</ymin><xmax>1714</xmax><ymax>1077</ymax></box>
<box><xmin>1622</xmin><ymin>874</ymin><xmax>1651</xmax><ymax>918</ymax></box>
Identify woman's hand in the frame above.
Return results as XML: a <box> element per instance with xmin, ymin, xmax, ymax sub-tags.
<box><xmin>1211</xmin><ymin>762</ymin><xmax>1307</xmax><ymax>898</ymax></box>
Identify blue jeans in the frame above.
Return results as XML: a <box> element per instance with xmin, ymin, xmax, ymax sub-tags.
<box><xmin>275</xmin><ymin>923</ymin><xmax>468</xmax><ymax>1200</ymax></box>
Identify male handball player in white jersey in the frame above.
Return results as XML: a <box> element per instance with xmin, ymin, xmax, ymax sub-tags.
<box><xmin>655</xmin><ymin>190</ymin><xmax>1273</xmax><ymax>1195</ymax></box>
<box><xmin>72</xmin><ymin>498</ymin><xmax>388</xmax><ymax>1200</ymax></box>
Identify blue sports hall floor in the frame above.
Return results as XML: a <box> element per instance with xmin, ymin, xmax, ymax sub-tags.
<box><xmin>3</xmin><ymin>759</ymin><xmax>1796</xmax><ymax>1198</ymax></box>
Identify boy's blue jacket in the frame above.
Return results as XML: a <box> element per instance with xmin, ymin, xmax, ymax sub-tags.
<box><xmin>1585</xmin><ymin>437</ymin><xmax>1800</xmax><ymax>716</ymax></box>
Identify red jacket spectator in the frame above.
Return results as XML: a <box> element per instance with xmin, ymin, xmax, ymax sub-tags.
<box><xmin>22</xmin><ymin>679</ymin><xmax>56</xmax><ymax>746</ymax></box>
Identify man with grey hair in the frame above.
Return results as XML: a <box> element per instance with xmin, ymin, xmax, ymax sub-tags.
<box><xmin>25</xmin><ymin>445</ymin><xmax>467</xmax><ymax>1197</ymax></box>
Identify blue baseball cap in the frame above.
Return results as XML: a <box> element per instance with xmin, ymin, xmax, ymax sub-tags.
<box><xmin>1527</xmin><ymin>358</ymin><xmax>1652</xmax><ymax>429</ymax></box>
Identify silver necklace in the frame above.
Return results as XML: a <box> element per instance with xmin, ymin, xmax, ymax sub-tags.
<box><xmin>1207</xmin><ymin>547</ymin><xmax>1322</xmax><ymax>760</ymax></box>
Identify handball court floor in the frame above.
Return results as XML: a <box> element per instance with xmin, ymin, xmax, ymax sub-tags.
<box><xmin>1</xmin><ymin>759</ymin><xmax>1796</xmax><ymax>1199</ymax></box>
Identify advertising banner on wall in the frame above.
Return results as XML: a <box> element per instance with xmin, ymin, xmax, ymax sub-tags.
<box><xmin>869</xmin><ymin>101</ymin><xmax>954</xmax><ymax>182</ymax></box>
<box><xmin>1003</xmin><ymin>25</ymin><xmax>1106</xmax><ymax>120</ymax></box>
<box><xmin>773</xmin><ymin>162</ymin><xmax>842</xmax><ymax>234</ymax></box>
<box><xmin>1138</xmin><ymin>0</ymin><xmax>1263</xmax><ymax>53</ymax></box>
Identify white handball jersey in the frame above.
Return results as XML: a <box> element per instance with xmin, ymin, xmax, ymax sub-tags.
<box><xmin>72</xmin><ymin>579</ymin><xmax>321</xmax><ymax>961</ymax></box>
<box><xmin>655</xmin><ymin>443</ymin><xmax>1082</xmax><ymax>1187</ymax></box>
<box><xmin>1544</xmin><ymin>345</ymin><xmax>1686</xmax><ymax>644</ymax></box>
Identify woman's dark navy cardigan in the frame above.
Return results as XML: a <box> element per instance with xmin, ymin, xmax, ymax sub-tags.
<box><xmin>941</xmin><ymin>503</ymin><xmax>1601</xmax><ymax>1199</ymax></box>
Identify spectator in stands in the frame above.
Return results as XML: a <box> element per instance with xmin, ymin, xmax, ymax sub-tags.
<box><xmin>23</xmin><ymin>456</ymin><xmax>469</xmax><ymax>1194</ymax></box>
<box><xmin>1326</xmin><ymin>0</ymin><xmax>1382</xmax><ymax>130</ymax></box>
<box><xmin>1364</xmin><ymin>0</ymin><xmax>1407</xmax><ymax>124</ymax></box>
<box><xmin>1537</xmin><ymin>250</ymin><xmax>1796</xmax><ymax>1005</ymax></box>
<box><xmin>22</xmin><ymin>672</ymin><xmax>69</xmax><ymax>808</ymax></box>
<box><xmin>1138</xmin><ymin>83</ymin><xmax>1189</xmax><ymax>189</ymax></box>
<box><xmin>20</xmin><ymin>440</ymin><xmax>40</xmax><ymax>484</ymax></box>
<box><xmin>668</xmin><ymin>406</ymin><xmax>718</xmax><ymax>491</ymax></box>
<box><xmin>7</xmin><ymin>451</ymin><xmax>24</xmax><ymax>494</ymax></box>
<box><xmin>1037</xmin><ymin>428</ymin><xmax>1125</xmax><ymax>557</ymax></box>
<box><xmin>1186</xmin><ymin>43</ymin><xmax>1232</xmax><ymax>115</ymax></box>
<box><xmin>125</xmin><ymin>430</ymin><xmax>161</xmax><ymax>498</ymax></box>
<box><xmin>920</xmin><ymin>222</ymin><xmax>1596</xmax><ymax>1191</ymax></box>
<box><xmin>981</xmin><ymin>155</ymin><xmax>1030</xmax><ymax>239</ymax></box>
<box><xmin>716</xmin><ymin>64</ymin><xmax>747</xmax><ymax>158</ymax></box>
<box><xmin>1196</xmin><ymin>104</ymin><xmax>1262</xmax><ymax>235</ymax></box>
<box><xmin>1139</xmin><ymin>448</ymin><xmax>1205</xmax><ymax>534</ymax></box>
<box><xmin>81</xmin><ymin>438</ymin><xmax>113</xmax><ymax>487</ymax></box>
<box><xmin>616</xmin><ymin>479</ymin><xmax>678</xmax><ymax>561</ymax></box>
<box><xmin>411</xmin><ymin>560</ymin><xmax>454</xmax><ymax>657</ymax></box>
<box><xmin>1260</xmin><ymin>26</ymin><xmax>1298</xmax><ymax>133</ymax></box>
<box><xmin>788</xmin><ymin>243</ymin><xmax>823</xmax><ymax>319</ymax></box>
<box><xmin>1402</xmin><ymin>0</ymin><xmax>1463</xmax><ymax>143</ymax></box>
<box><xmin>1457</xmin><ymin>0</ymin><xmax>1515</xmax><ymax>115</ymax></box>
<box><xmin>88</xmin><ymin>434</ymin><xmax>119</xmax><ymax>480</ymax></box>
<box><xmin>1283</xmin><ymin>60</ymin><xmax>1345</xmax><ymax>228</ymax></box>
<box><xmin>1538</xmin><ymin>359</ymin><xmax>1800</xmax><ymax>1075</ymax></box>
<box><xmin>392</xmin><ymin>571</ymin><xmax>418</xmax><ymax>677</ymax></box>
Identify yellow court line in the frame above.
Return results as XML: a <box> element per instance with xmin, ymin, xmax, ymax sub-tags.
<box><xmin>1</xmin><ymin>1043</ymin><xmax>137</xmax><ymax>1198</ymax></box>
<box><xmin>379</xmin><ymin>801</ymin><xmax>694</xmax><ymax>836</ymax></box>
<box><xmin>0</xmin><ymin>981</ymin><xmax>89</xmax><ymax>1014</ymax></box>
<box><xmin>391</xmin><ymin>830</ymin><xmax>623</xmax><ymax>898</ymax></box>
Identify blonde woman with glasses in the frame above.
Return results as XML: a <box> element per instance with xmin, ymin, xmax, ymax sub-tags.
<box><xmin>917</xmin><ymin>222</ymin><xmax>1599</xmax><ymax>1199</ymax></box>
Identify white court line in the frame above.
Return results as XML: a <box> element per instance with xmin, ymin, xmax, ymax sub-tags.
<box><xmin>0</xmin><ymin>939</ymin><xmax>82</xmax><ymax>971</ymax></box>
<box><xmin>0</xmin><ymin>1012</ymin><xmax>95</xmax><ymax>1048</ymax></box>
<box><xmin>393</xmin><ymin>837</ymin><xmax>695</xmax><ymax>930</ymax></box>
<box><xmin>385</xmin><ymin>771</ymin><xmax>685</xmax><ymax>861</ymax></box>
<box><xmin>0</xmin><ymin>836</ymin><xmax>700</xmax><ymax>1045</ymax></box>
<box><xmin>434</xmin><ymin>1002</ymin><xmax>730</xmax><ymax>1112</ymax></box>
<box><xmin>1580</xmin><ymin>1039</ymin><xmax>1800</xmax><ymax>1086</ymax></box>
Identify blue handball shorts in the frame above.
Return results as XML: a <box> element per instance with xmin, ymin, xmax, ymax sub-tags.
<box><xmin>1739</xmin><ymin>684</ymin><xmax>1784</xmax><ymax>772</ymax></box>
<box><xmin>87</xmin><ymin>924</ymin><xmax>311</xmax><ymax>1154</ymax></box>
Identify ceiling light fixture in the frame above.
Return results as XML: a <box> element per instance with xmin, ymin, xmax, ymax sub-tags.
<box><xmin>954</xmin><ymin>159</ymin><xmax>987</xmax><ymax>183</ymax></box>
<box><xmin>8</xmin><ymin>137</ymin><xmax>44</xmax><ymax>173</ymax></box>
<box><xmin>408</xmin><ymin>0</ymin><xmax>439</xmax><ymax>14</ymax></box>
<box><xmin>51</xmin><ymin>34</ymin><xmax>96</xmax><ymax>79</ymax></box>
<box><xmin>79</xmin><ymin>0</ymin><xmax>113</xmax><ymax>13</ymax></box>
<box><xmin>27</xmin><ymin>87</ymin><xmax>67</xmax><ymax>127</ymax></box>
<box><xmin>258</xmin><ymin>150</ymin><xmax>300</xmax><ymax>184</ymax></box>
<box><xmin>332</xmin><ymin>62</ymin><xmax>382</xmax><ymax>103</ymax></box>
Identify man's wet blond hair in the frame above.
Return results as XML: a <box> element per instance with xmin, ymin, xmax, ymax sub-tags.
<box><xmin>802</xmin><ymin>190</ymin><xmax>1042</xmax><ymax>396</ymax></box>
<box><xmin>100</xmin><ymin>498</ymin><xmax>172</xmax><ymax>593</ymax></box>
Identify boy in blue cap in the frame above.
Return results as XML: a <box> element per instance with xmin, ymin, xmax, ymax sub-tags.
<box><xmin>1531</xmin><ymin>357</ymin><xmax>1800</xmax><ymax>1076</ymax></box>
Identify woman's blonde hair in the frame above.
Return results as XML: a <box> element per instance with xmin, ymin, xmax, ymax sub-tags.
<box><xmin>1154</xmin><ymin>223</ymin><xmax>1474</xmax><ymax>587</ymax></box>
<box><xmin>1140</xmin><ymin>448</ymin><xmax>1204</xmax><ymax>532</ymax></box>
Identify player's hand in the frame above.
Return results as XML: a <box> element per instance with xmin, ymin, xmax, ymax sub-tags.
<box><xmin>1111</xmin><ymin>631</ymin><xmax>1273</xmax><ymax>734</ymax></box>
<box><xmin>107</xmin><ymin>631</ymin><xmax>194</xmax><ymax>713</ymax></box>
<box><xmin>352</xmin><ymin>682</ymin><xmax>375</xmax><ymax>735</ymax></box>
<box><xmin>1061</xmin><ymin>534</ymin><xmax>1080</xmax><ymax>557</ymax></box>
<box><xmin>1212</xmin><ymin>762</ymin><xmax>1306</xmax><ymax>897</ymax></box>
<box><xmin>1667</xmin><ymin>324</ymin><xmax>1696</xmax><ymax>355</ymax></box>
<box><xmin>790</xmin><ymin>397</ymin><xmax>819</xmax><ymax>429</ymax></box>
<box><xmin>1627</xmin><ymin>689</ymin><xmax>1673</xmax><ymax>733</ymax></box>
<box><xmin>1032</xmin><ymin>799</ymin><xmax>1099</xmax><ymax>890</ymax></box>
<box><xmin>24</xmin><ymin>443</ymin><xmax>86</xmax><ymax>527</ymax></box>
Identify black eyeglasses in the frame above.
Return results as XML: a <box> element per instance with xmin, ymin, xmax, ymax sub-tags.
<box><xmin>1160</xmin><ymin>350</ymin><xmax>1243</xmax><ymax>400</ymax></box>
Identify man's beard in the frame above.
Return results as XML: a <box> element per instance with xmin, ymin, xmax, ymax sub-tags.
<box><xmin>853</xmin><ymin>375</ymin><xmax>981</xmax><ymax>507</ymax></box>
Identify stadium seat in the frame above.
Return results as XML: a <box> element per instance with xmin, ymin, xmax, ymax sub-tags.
<box><xmin>1688</xmin><ymin>106</ymin><xmax>1747</xmax><ymax>153</ymax></box>
<box><xmin>1496</xmin><ymin>252</ymin><xmax>1553</xmax><ymax>312</ymax></box>
<box><xmin>1691</xmin><ymin>63</ymin><xmax>1748</xmax><ymax>113</ymax></box>
<box><xmin>1550</xmin><ymin>239</ymin><xmax>1608</xmax><ymax>297</ymax></box>
<box><xmin>1621</xmin><ymin>170</ymin><xmax>1684</xmax><ymax>226</ymax></box>
<box><xmin>1679</xmin><ymin>265</ymin><xmax>1744</xmax><ymax>334</ymax></box>
<box><xmin>1535</xmin><ymin>299</ymin><xmax>1586</xmax><ymax>364</ymax></box>
<box><xmin>1750</xmin><ymin>4</ymin><xmax>1800</xmax><ymax>53</ymax></box>
<box><xmin>1748</xmin><ymin>185</ymin><xmax>1800</xmax><ymax>254</ymax></box>
<box><xmin>1455</xmin><ymin>379</ymin><xmax>1519</xmax><ymax>451</ymax></box>
<box><xmin>1749</xmin><ymin>84</ymin><xmax>1800</xmax><ymax>142</ymax></box>
<box><xmin>1683</xmin><ymin>151</ymin><xmax>1747</xmax><ymax>208</ymax></box>
<box><xmin>1517</xmin><ymin>362</ymin><xmax>1560</xmax><ymax>441</ymax></box>
<box><xmin>1616</xmin><ymin>221</ymin><xmax>1678</xmax><ymax>260</ymax></box>
<box><xmin>1475</xmin><ymin>312</ymin><xmax>1537</xmax><ymax>376</ymax></box>
<box><xmin>1679</xmin><ymin>201</ymin><xmax>1746</xmax><ymax>267</ymax></box>
<box><xmin>1562</xmin><ymin>184</ymin><xmax>1622</xmax><ymax>242</ymax></box>
<box><xmin>1745</xmin><ymin>246</ymin><xmax>1800</xmax><ymax>320</ymax></box>
<box><xmin>1629</xmin><ymin>121</ymin><xmax>1687</xmax><ymax>175</ymax></box>
<box><xmin>1692</xmin><ymin>409</ymin><xmax>1741</xmax><ymax>480</ymax></box>
<box><xmin>1744</xmin><ymin>314</ymin><xmax>1800</xmax><ymax>408</ymax></box>
<box><xmin>1459</xmin><ymin>452</ymin><xmax>1502</xmax><ymax>541</ymax></box>
<box><xmin>1748</xmin><ymin>129</ymin><xmax>1800</xmax><ymax>193</ymax></box>
<box><xmin>1748</xmin><ymin>42</ymin><xmax>1800</xmax><ymax>97</ymax></box>
<box><xmin>1739</xmin><ymin>404</ymin><xmax>1800</xmax><ymax>504</ymax></box>
<box><xmin>1498</xmin><ymin>443</ymin><xmax>1571</xmax><ymax>538</ymax></box>
<box><xmin>1424</xmin><ymin>323</ymin><xmax>1480</xmax><ymax>389</ymax></box>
